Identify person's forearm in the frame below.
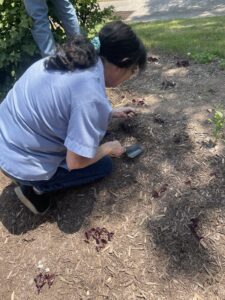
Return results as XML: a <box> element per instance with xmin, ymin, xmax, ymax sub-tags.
<box><xmin>67</xmin><ymin>143</ymin><xmax>110</xmax><ymax>170</ymax></box>
<box><xmin>85</xmin><ymin>143</ymin><xmax>111</xmax><ymax>166</ymax></box>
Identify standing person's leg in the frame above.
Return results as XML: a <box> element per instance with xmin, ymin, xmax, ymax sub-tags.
<box><xmin>23</xmin><ymin>0</ymin><xmax>55</xmax><ymax>57</ymax></box>
<box><xmin>14</xmin><ymin>156</ymin><xmax>113</xmax><ymax>214</ymax></box>
<box><xmin>50</xmin><ymin>0</ymin><xmax>80</xmax><ymax>36</ymax></box>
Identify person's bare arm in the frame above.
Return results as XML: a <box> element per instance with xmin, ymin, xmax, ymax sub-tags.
<box><xmin>66</xmin><ymin>141</ymin><xmax>125</xmax><ymax>170</ymax></box>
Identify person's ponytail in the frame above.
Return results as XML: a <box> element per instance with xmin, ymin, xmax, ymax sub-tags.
<box><xmin>44</xmin><ymin>35</ymin><xmax>97</xmax><ymax>71</ymax></box>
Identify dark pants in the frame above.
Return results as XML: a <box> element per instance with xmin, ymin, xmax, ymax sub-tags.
<box><xmin>3</xmin><ymin>156</ymin><xmax>113</xmax><ymax>193</ymax></box>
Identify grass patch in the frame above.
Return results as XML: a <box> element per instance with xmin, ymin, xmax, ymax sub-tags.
<box><xmin>132</xmin><ymin>16</ymin><xmax>225</xmax><ymax>63</ymax></box>
<box><xmin>1</xmin><ymin>15</ymin><xmax>225</xmax><ymax>102</ymax></box>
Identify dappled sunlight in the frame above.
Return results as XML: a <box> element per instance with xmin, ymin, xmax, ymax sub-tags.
<box><xmin>1</xmin><ymin>52</ymin><xmax>225</xmax><ymax>299</ymax></box>
<box><xmin>163</xmin><ymin>67</ymin><xmax>189</xmax><ymax>77</ymax></box>
<box><xmin>133</xmin><ymin>15</ymin><xmax>225</xmax><ymax>61</ymax></box>
<box><xmin>168</xmin><ymin>20</ymin><xmax>220</xmax><ymax>30</ymax></box>
<box><xmin>128</xmin><ymin>0</ymin><xmax>225</xmax><ymax>24</ymax></box>
<box><xmin>143</xmin><ymin>94</ymin><xmax>162</xmax><ymax>106</ymax></box>
<box><xmin>185</xmin><ymin>107</ymin><xmax>209</xmax><ymax>123</ymax></box>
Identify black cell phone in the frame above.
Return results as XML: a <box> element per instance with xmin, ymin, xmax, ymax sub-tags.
<box><xmin>125</xmin><ymin>144</ymin><xmax>143</xmax><ymax>158</ymax></box>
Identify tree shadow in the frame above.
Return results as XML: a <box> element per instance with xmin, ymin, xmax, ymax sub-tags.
<box><xmin>130</xmin><ymin>0</ymin><xmax>225</xmax><ymax>22</ymax></box>
<box><xmin>1</xmin><ymin>51</ymin><xmax>225</xmax><ymax>287</ymax></box>
<box><xmin>139</xmin><ymin>127</ymin><xmax>225</xmax><ymax>280</ymax></box>
<box><xmin>147</xmin><ymin>172</ymin><xmax>225</xmax><ymax>281</ymax></box>
<box><xmin>105</xmin><ymin>106</ymin><xmax>225</xmax><ymax>282</ymax></box>
<box><xmin>0</xmin><ymin>106</ymin><xmax>224</xmax><ymax>284</ymax></box>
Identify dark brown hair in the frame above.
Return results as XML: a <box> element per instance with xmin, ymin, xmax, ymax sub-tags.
<box><xmin>44</xmin><ymin>35</ymin><xmax>97</xmax><ymax>71</ymax></box>
<box><xmin>99</xmin><ymin>21</ymin><xmax>146</xmax><ymax>71</ymax></box>
<box><xmin>45</xmin><ymin>21</ymin><xmax>147</xmax><ymax>72</ymax></box>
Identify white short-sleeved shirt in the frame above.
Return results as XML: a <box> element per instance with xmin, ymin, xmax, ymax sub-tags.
<box><xmin>0</xmin><ymin>58</ymin><xmax>112</xmax><ymax>180</ymax></box>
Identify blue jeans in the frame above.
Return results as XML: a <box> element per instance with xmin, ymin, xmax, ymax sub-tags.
<box><xmin>23</xmin><ymin>0</ymin><xmax>80</xmax><ymax>57</ymax></box>
<box><xmin>6</xmin><ymin>156</ymin><xmax>113</xmax><ymax>193</ymax></box>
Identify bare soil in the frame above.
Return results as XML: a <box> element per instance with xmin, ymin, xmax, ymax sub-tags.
<box><xmin>1</xmin><ymin>54</ymin><xmax>225</xmax><ymax>300</ymax></box>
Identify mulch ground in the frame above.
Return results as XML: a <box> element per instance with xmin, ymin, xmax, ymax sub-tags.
<box><xmin>1</xmin><ymin>53</ymin><xmax>225</xmax><ymax>300</ymax></box>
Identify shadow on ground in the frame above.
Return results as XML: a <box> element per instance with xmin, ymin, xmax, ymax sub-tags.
<box><xmin>130</xmin><ymin>0</ymin><xmax>225</xmax><ymax>22</ymax></box>
<box><xmin>147</xmin><ymin>170</ymin><xmax>225</xmax><ymax>280</ymax></box>
<box><xmin>1</xmin><ymin>106</ymin><xmax>224</xmax><ymax>283</ymax></box>
<box><xmin>0</xmin><ymin>182</ymin><xmax>97</xmax><ymax>235</ymax></box>
<box><xmin>1</xmin><ymin>55</ymin><xmax>225</xmax><ymax>289</ymax></box>
<box><xmin>0</xmin><ymin>170</ymin><xmax>134</xmax><ymax>235</ymax></box>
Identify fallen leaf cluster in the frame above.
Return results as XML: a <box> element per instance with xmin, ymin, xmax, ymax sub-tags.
<box><xmin>152</xmin><ymin>184</ymin><xmax>168</xmax><ymax>198</ymax></box>
<box><xmin>132</xmin><ymin>98</ymin><xmax>145</xmax><ymax>105</ymax></box>
<box><xmin>85</xmin><ymin>227</ymin><xmax>114</xmax><ymax>252</ymax></box>
<box><xmin>34</xmin><ymin>272</ymin><xmax>55</xmax><ymax>294</ymax></box>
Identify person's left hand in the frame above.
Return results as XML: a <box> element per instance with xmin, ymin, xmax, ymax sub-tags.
<box><xmin>112</xmin><ymin>107</ymin><xmax>137</xmax><ymax>119</ymax></box>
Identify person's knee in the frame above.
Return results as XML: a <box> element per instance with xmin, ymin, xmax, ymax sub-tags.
<box><xmin>101</xmin><ymin>156</ymin><xmax>113</xmax><ymax>176</ymax></box>
<box><xmin>23</xmin><ymin>0</ymin><xmax>49</xmax><ymax>22</ymax></box>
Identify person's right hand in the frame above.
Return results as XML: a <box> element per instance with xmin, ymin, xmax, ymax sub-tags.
<box><xmin>105</xmin><ymin>141</ymin><xmax>125</xmax><ymax>157</ymax></box>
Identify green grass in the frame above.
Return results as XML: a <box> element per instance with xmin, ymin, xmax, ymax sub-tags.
<box><xmin>1</xmin><ymin>15</ymin><xmax>225</xmax><ymax>102</ymax></box>
<box><xmin>132</xmin><ymin>16</ymin><xmax>225</xmax><ymax>63</ymax></box>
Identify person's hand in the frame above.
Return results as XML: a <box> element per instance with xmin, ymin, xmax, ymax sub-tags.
<box><xmin>112</xmin><ymin>107</ymin><xmax>137</xmax><ymax>119</ymax></box>
<box><xmin>104</xmin><ymin>141</ymin><xmax>125</xmax><ymax>157</ymax></box>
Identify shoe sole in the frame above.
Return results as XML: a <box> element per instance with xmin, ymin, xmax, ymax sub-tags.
<box><xmin>14</xmin><ymin>187</ymin><xmax>50</xmax><ymax>215</ymax></box>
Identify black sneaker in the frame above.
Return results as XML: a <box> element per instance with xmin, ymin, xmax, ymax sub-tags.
<box><xmin>14</xmin><ymin>185</ymin><xmax>51</xmax><ymax>215</ymax></box>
